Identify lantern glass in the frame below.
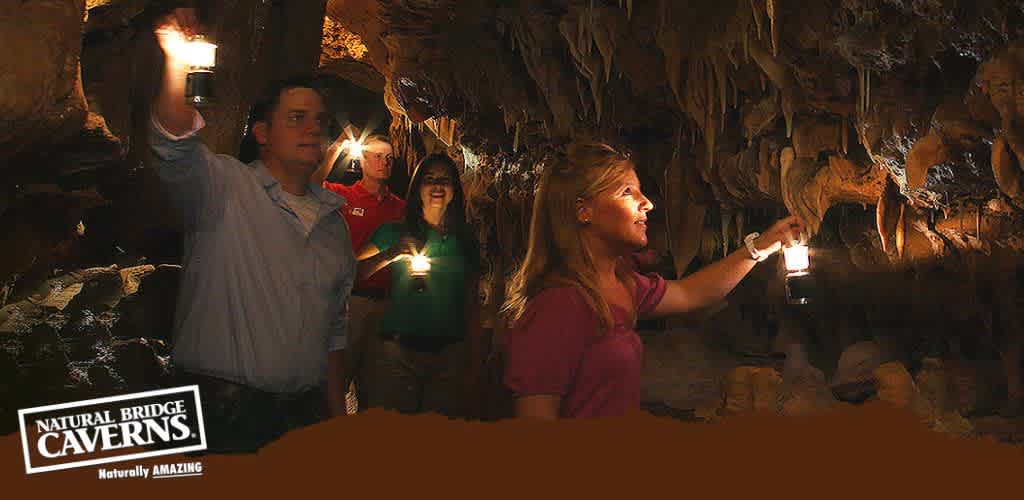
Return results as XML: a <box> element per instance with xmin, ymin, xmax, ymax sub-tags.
<box><xmin>410</xmin><ymin>255</ymin><xmax>431</xmax><ymax>276</ymax></box>
<box><xmin>185</xmin><ymin>36</ymin><xmax>217</xmax><ymax>70</ymax></box>
<box><xmin>783</xmin><ymin>244</ymin><xmax>810</xmax><ymax>272</ymax></box>
<box><xmin>342</xmin><ymin>139</ymin><xmax>365</xmax><ymax>159</ymax></box>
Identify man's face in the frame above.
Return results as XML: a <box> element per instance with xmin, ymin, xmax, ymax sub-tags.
<box><xmin>256</xmin><ymin>87</ymin><xmax>329</xmax><ymax>176</ymax></box>
<box><xmin>361</xmin><ymin>141</ymin><xmax>394</xmax><ymax>183</ymax></box>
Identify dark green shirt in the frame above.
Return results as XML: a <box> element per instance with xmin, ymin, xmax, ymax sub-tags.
<box><xmin>370</xmin><ymin>223</ymin><xmax>471</xmax><ymax>338</ymax></box>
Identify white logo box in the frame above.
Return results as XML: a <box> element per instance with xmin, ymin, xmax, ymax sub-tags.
<box><xmin>19</xmin><ymin>385</ymin><xmax>208</xmax><ymax>474</ymax></box>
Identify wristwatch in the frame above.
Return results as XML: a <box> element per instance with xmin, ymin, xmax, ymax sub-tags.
<box><xmin>744</xmin><ymin>232</ymin><xmax>769</xmax><ymax>262</ymax></box>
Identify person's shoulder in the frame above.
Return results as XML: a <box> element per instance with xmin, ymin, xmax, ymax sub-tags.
<box><xmin>203</xmin><ymin>153</ymin><xmax>253</xmax><ymax>182</ymax></box>
<box><xmin>512</xmin><ymin>285</ymin><xmax>597</xmax><ymax>338</ymax></box>
<box><xmin>387</xmin><ymin>191</ymin><xmax>407</xmax><ymax>206</ymax></box>
<box><xmin>324</xmin><ymin>181</ymin><xmax>353</xmax><ymax>197</ymax></box>
<box><xmin>525</xmin><ymin>285</ymin><xmax>590</xmax><ymax>317</ymax></box>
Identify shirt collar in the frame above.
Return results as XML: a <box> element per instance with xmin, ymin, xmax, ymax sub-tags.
<box><xmin>352</xmin><ymin>180</ymin><xmax>393</xmax><ymax>202</ymax></box>
<box><xmin>250</xmin><ymin>161</ymin><xmax>346</xmax><ymax>211</ymax></box>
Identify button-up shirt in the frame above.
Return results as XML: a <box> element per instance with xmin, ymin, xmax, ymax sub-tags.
<box><xmin>149</xmin><ymin>112</ymin><xmax>356</xmax><ymax>393</ymax></box>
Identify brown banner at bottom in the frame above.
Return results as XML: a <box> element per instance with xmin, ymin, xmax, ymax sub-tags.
<box><xmin>4</xmin><ymin>402</ymin><xmax>1023</xmax><ymax>497</ymax></box>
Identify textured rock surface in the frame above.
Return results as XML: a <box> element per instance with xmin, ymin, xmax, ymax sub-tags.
<box><xmin>0</xmin><ymin>0</ymin><xmax>88</xmax><ymax>159</ymax></box>
<box><xmin>0</xmin><ymin>264</ymin><xmax>178</xmax><ymax>434</ymax></box>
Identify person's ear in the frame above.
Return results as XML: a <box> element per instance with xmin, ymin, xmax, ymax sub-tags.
<box><xmin>576</xmin><ymin>197</ymin><xmax>593</xmax><ymax>225</ymax></box>
<box><xmin>252</xmin><ymin>121</ymin><xmax>269</xmax><ymax>146</ymax></box>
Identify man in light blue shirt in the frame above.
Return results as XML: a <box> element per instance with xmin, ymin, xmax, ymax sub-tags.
<box><xmin>150</xmin><ymin>9</ymin><xmax>355</xmax><ymax>452</ymax></box>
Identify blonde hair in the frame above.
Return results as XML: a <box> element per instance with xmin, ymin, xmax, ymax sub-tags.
<box><xmin>502</xmin><ymin>141</ymin><xmax>636</xmax><ymax>330</ymax></box>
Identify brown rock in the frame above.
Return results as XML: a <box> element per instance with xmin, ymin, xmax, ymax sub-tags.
<box><xmin>0</xmin><ymin>0</ymin><xmax>88</xmax><ymax>159</ymax></box>
<box><xmin>720</xmin><ymin>366</ymin><xmax>782</xmax><ymax>416</ymax></box>
<box><xmin>874</xmin><ymin>361</ymin><xmax>917</xmax><ymax>409</ymax></box>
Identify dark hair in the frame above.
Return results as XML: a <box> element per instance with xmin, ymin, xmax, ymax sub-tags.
<box><xmin>238</xmin><ymin>75</ymin><xmax>335</xmax><ymax>163</ymax></box>
<box><xmin>404</xmin><ymin>154</ymin><xmax>478</xmax><ymax>266</ymax></box>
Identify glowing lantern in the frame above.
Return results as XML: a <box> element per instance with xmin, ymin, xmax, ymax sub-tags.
<box><xmin>183</xmin><ymin>35</ymin><xmax>217</xmax><ymax>107</ymax></box>
<box><xmin>409</xmin><ymin>253</ymin><xmax>431</xmax><ymax>292</ymax></box>
<box><xmin>783</xmin><ymin>242</ymin><xmax>814</xmax><ymax>305</ymax></box>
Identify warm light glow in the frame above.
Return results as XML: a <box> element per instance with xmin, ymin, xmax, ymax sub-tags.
<box><xmin>183</xmin><ymin>36</ymin><xmax>217</xmax><ymax>69</ymax></box>
<box><xmin>342</xmin><ymin>138</ymin><xmax>364</xmax><ymax>159</ymax></box>
<box><xmin>409</xmin><ymin>254</ymin><xmax>431</xmax><ymax>275</ymax></box>
<box><xmin>783</xmin><ymin>244</ymin><xmax>810</xmax><ymax>272</ymax></box>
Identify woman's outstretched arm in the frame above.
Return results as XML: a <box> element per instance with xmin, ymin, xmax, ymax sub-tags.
<box><xmin>651</xmin><ymin>215</ymin><xmax>805</xmax><ymax>316</ymax></box>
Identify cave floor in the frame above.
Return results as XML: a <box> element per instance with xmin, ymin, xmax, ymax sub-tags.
<box><xmin>638</xmin><ymin>327</ymin><xmax>1024</xmax><ymax>446</ymax></box>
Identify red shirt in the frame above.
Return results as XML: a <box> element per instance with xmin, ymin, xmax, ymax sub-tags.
<box><xmin>503</xmin><ymin>271</ymin><xmax>667</xmax><ymax>418</ymax></box>
<box><xmin>324</xmin><ymin>181</ymin><xmax>406</xmax><ymax>293</ymax></box>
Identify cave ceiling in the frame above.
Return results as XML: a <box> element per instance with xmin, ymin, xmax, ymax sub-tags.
<box><xmin>323</xmin><ymin>0</ymin><xmax>1024</xmax><ymax>269</ymax></box>
<box><xmin>4</xmin><ymin>0</ymin><xmax>1024</xmax><ymax>278</ymax></box>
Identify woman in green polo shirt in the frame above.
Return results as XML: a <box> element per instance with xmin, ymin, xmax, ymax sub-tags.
<box><xmin>355</xmin><ymin>153</ymin><xmax>480</xmax><ymax>417</ymax></box>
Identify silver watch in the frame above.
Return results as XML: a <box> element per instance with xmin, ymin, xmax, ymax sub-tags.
<box><xmin>744</xmin><ymin>232</ymin><xmax>768</xmax><ymax>262</ymax></box>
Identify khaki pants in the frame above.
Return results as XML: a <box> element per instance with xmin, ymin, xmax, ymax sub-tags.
<box><xmin>346</xmin><ymin>295</ymin><xmax>390</xmax><ymax>412</ymax></box>
<box><xmin>364</xmin><ymin>334</ymin><xmax>465</xmax><ymax>417</ymax></box>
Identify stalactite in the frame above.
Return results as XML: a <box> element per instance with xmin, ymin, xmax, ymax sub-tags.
<box><xmin>896</xmin><ymin>202</ymin><xmax>906</xmax><ymax>260</ymax></box>
<box><xmin>731</xmin><ymin>75</ymin><xmax>738</xmax><ymax>109</ymax></box>
<box><xmin>767</xmin><ymin>0</ymin><xmax>778</xmax><ymax>57</ymax></box>
<box><xmin>735</xmin><ymin>210</ymin><xmax>746</xmax><ymax>248</ymax></box>
<box><xmin>714</xmin><ymin>55</ymin><xmax>728</xmax><ymax>132</ymax></box>
<box><xmin>857</xmin><ymin>66</ymin><xmax>865</xmax><ymax>117</ymax></box>
<box><xmin>705</xmin><ymin>59</ymin><xmax>717</xmax><ymax>173</ymax></box>
<box><xmin>976</xmin><ymin>200</ymin><xmax>982</xmax><ymax>240</ymax></box>
<box><xmin>866</xmin><ymin>70</ymin><xmax>871</xmax><ymax>116</ymax></box>
<box><xmin>514</xmin><ymin>121</ymin><xmax>521</xmax><ymax>153</ymax></box>
<box><xmin>722</xmin><ymin>206</ymin><xmax>733</xmax><ymax>257</ymax></box>
<box><xmin>842</xmin><ymin>116</ymin><xmax>849</xmax><ymax>154</ymax></box>
<box><xmin>743</xmin><ymin>28</ymin><xmax>750</xmax><ymax>62</ymax></box>
<box><xmin>751</xmin><ymin>0</ymin><xmax>764</xmax><ymax>41</ymax></box>
<box><xmin>618</xmin><ymin>0</ymin><xmax>633</xmax><ymax>19</ymax></box>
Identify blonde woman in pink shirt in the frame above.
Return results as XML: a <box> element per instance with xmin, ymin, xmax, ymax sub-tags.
<box><xmin>502</xmin><ymin>141</ymin><xmax>804</xmax><ymax>419</ymax></box>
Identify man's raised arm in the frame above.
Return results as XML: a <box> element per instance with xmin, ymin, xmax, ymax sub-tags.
<box><xmin>154</xmin><ymin>8</ymin><xmax>201</xmax><ymax>136</ymax></box>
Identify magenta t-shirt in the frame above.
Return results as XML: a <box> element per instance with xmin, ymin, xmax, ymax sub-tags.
<box><xmin>503</xmin><ymin>271</ymin><xmax>667</xmax><ymax>418</ymax></box>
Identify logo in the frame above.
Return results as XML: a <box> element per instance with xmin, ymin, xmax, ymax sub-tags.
<box><xmin>18</xmin><ymin>386</ymin><xmax>207</xmax><ymax>474</ymax></box>
<box><xmin>351</xmin><ymin>207</ymin><xmax>365</xmax><ymax>216</ymax></box>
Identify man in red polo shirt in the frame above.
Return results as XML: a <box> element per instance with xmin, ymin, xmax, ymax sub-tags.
<box><xmin>318</xmin><ymin>134</ymin><xmax>405</xmax><ymax>411</ymax></box>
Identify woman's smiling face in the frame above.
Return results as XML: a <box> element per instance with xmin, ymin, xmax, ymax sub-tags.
<box><xmin>419</xmin><ymin>163</ymin><xmax>455</xmax><ymax>211</ymax></box>
<box><xmin>582</xmin><ymin>168</ymin><xmax>654</xmax><ymax>252</ymax></box>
